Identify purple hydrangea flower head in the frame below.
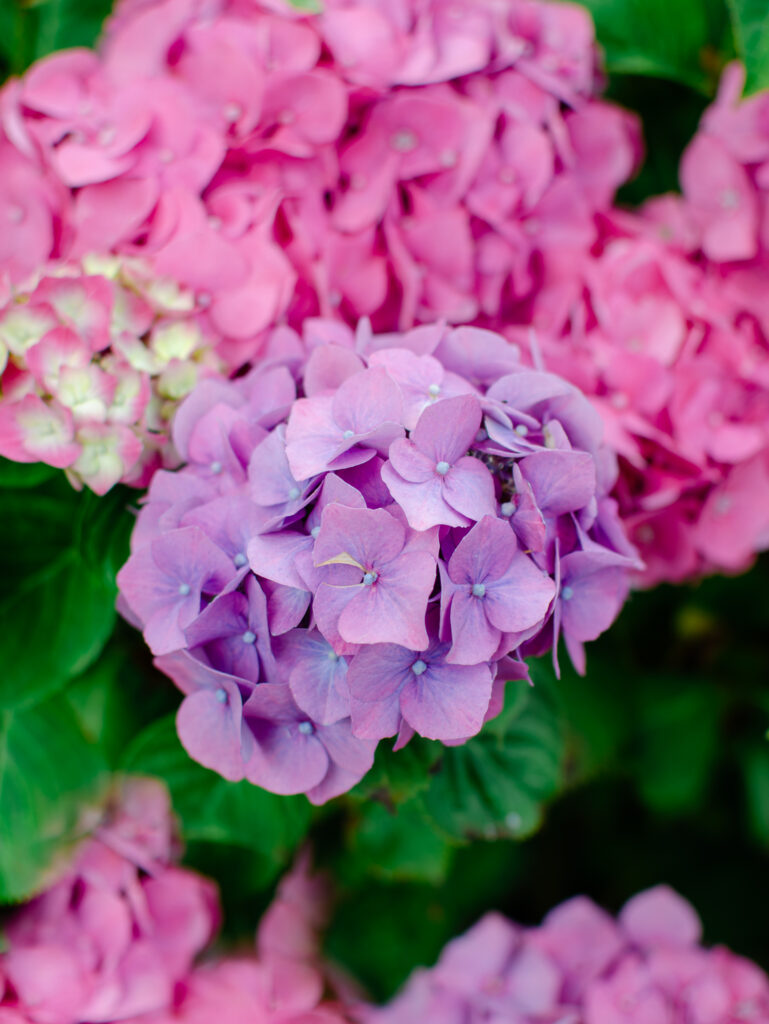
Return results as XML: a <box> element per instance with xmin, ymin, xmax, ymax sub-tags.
<box><xmin>118</xmin><ymin>318</ymin><xmax>638</xmax><ymax>800</ymax></box>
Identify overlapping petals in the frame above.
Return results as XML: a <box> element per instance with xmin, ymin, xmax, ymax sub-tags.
<box><xmin>0</xmin><ymin>0</ymin><xmax>638</xmax><ymax>372</ymax></box>
<box><xmin>364</xmin><ymin>885</ymin><xmax>769</xmax><ymax>1024</ymax></box>
<box><xmin>0</xmin><ymin>798</ymin><xmax>353</xmax><ymax>1024</ymax></box>
<box><xmin>118</xmin><ymin>320</ymin><xmax>637</xmax><ymax>800</ymax></box>
<box><xmin>0</xmin><ymin>779</ymin><xmax>218</xmax><ymax>1024</ymax></box>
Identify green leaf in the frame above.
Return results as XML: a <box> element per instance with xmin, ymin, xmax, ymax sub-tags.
<box><xmin>0</xmin><ymin>457</ymin><xmax>57</xmax><ymax>490</ymax></box>
<box><xmin>350</xmin><ymin>735</ymin><xmax>441</xmax><ymax>804</ymax></box>
<box><xmin>0</xmin><ymin>474</ymin><xmax>132</xmax><ymax>710</ymax></box>
<box><xmin>350</xmin><ymin>799</ymin><xmax>454</xmax><ymax>884</ymax></box>
<box><xmin>726</xmin><ymin>0</ymin><xmax>769</xmax><ymax>94</ymax></box>
<box><xmin>66</xmin><ymin>625</ymin><xmax>180</xmax><ymax>767</ymax></box>
<box><xmin>122</xmin><ymin>716</ymin><xmax>312</xmax><ymax>860</ymax></box>
<box><xmin>0</xmin><ymin>697</ymin><xmax>108</xmax><ymax>903</ymax></box>
<box><xmin>578</xmin><ymin>0</ymin><xmax>730</xmax><ymax>92</ymax></box>
<box><xmin>423</xmin><ymin>675</ymin><xmax>564</xmax><ymax>842</ymax></box>
<box><xmin>0</xmin><ymin>552</ymin><xmax>116</xmax><ymax>710</ymax></box>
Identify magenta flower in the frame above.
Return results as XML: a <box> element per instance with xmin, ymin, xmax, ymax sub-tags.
<box><xmin>381</xmin><ymin>394</ymin><xmax>496</xmax><ymax>530</ymax></box>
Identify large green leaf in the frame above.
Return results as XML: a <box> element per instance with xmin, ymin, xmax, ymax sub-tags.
<box><xmin>122</xmin><ymin>716</ymin><xmax>312</xmax><ymax>860</ymax></box>
<box><xmin>0</xmin><ymin>474</ymin><xmax>132</xmax><ymax>710</ymax></box>
<box><xmin>578</xmin><ymin>0</ymin><xmax>730</xmax><ymax>92</ymax></box>
<box><xmin>423</xmin><ymin>674</ymin><xmax>564</xmax><ymax>842</ymax></box>
<box><xmin>726</xmin><ymin>0</ymin><xmax>769</xmax><ymax>94</ymax></box>
<box><xmin>349</xmin><ymin>799</ymin><xmax>454</xmax><ymax>885</ymax></box>
<box><xmin>0</xmin><ymin>697</ymin><xmax>108</xmax><ymax>903</ymax></box>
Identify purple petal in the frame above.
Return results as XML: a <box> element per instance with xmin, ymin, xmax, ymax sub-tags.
<box><xmin>381</xmin><ymin>462</ymin><xmax>469</xmax><ymax>530</ymax></box>
<box><xmin>447</xmin><ymin>589</ymin><xmax>501</xmax><ymax>665</ymax></box>
<box><xmin>331</xmin><ymin>366</ymin><xmax>403</xmax><ymax>436</ymax></box>
<box><xmin>387</xmin><ymin>437</ymin><xmax>437</xmax><ymax>484</ymax></box>
<box><xmin>314</xmin><ymin>504</ymin><xmax>406</xmax><ymax>572</ymax></box>
<box><xmin>401</xmin><ymin>661</ymin><xmax>493</xmax><ymax>741</ymax></box>
<box><xmin>447</xmin><ymin>515</ymin><xmax>517</xmax><ymax>585</ymax></box>
<box><xmin>284</xmin><ymin>394</ymin><xmax>344</xmax><ymax>480</ymax></box>
<box><xmin>410</xmin><ymin>393</ymin><xmax>482</xmax><ymax>464</ymax></box>
<box><xmin>247</xmin><ymin>531</ymin><xmax>313</xmax><ymax>589</ymax></box>
<box><xmin>484</xmin><ymin>551</ymin><xmax>556</xmax><ymax>633</ymax></box>
<box><xmin>338</xmin><ymin>549</ymin><xmax>435</xmax><ymax>649</ymax></box>
<box><xmin>519</xmin><ymin>450</ymin><xmax>596</xmax><ymax>515</ymax></box>
<box><xmin>176</xmin><ymin>683</ymin><xmax>250</xmax><ymax>782</ymax></box>
<box><xmin>347</xmin><ymin>644</ymin><xmax>414</xmax><ymax>740</ymax></box>
<box><xmin>282</xmin><ymin>629</ymin><xmax>352</xmax><ymax>726</ymax></box>
<box><xmin>442</xmin><ymin>457</ymin><xmax>496</xmax><ymax>522</ymax></box>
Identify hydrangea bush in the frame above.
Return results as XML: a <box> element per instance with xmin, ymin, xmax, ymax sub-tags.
<box><xmin>0</xmin><ymin>257</ymin><xmax>222</xmax><ymax>492</ymax></box>
<box><xmin>364</xmin><ymin>886</ymin><xmax>769</xmax><ymax>1023</ymax></box>
<box><xmin>116</xmin><ymin>318</ymin><xmax>638</xmax><ymax>800</ymax></box>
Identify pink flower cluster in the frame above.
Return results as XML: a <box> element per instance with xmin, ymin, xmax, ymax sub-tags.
<box><xmin>0</xmin><ymin>257</ymin><xmax>222</xmax><ymax>492</ymax></box>
<box><xmin>364</xmin><ymin>885</ymin><xmax>769</xmax><ymax>1024</ymax></box>
<box><xmin>0</xmin><ymin>784</ymin><xmax>352</xmax><ymax>1024</ymax></box>
<box><xmin>116</xmin><ymin>319</ymin><xmax>638</xmax><ymax>801</ymax></box>
<box><xmin>499</xmin><ymin>61</ymin><xmax>769</xmax><ymax>585</ymax></box>
<box><xmin>0</xmin><ymin>0</ymin><xmax>638</xmax><ymax>369</ymax></box>
<box><xmin>0</xmin><ymin>779</ymin><xmax>219</xmax><ymax>1024</ymax></box>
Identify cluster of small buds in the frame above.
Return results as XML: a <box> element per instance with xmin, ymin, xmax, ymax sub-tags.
<box><xmin>0</xmin><ymin>0</ymin><xmax>639</xmax><ymax>368</ymax></box>
<box><xmin>364</xmin><ymin>885</ymin><xmax>769</xmax><ymax>1024</ymax></box>
<box><xmin>0</xmin><ymin>785</ymin><xmax>353</xmax><ymax>1024</ymax></box>
<box><xmin>0</xmin><ymin>779</ymin><xmax>219</xmax><ymax>1024</ymax></box>
<box><xmin>0</xmin><ymin>256</ymin><xmax>223</xmax><ymax>492</ymax></box>
<box><xmin>117</xmin><ymin>319</ymin><xmax>639</xmax><ymax>802</ymax></box>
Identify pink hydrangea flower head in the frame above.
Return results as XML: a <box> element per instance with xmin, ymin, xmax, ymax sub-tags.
<box><xmin>118</xmin><ymin>318</ymin><xmax>636</xmax><ymax>800</ymax></box>
<box><xmin>0</xmin><ymin>0</ymin><xmax>638</xmax><ymax>378</ymax></box>
<box><xmin>0</xmin><ymin>778</ymin><xmax>219</xmax><ymax>1024</ymax></box>
<box><xmin>0</xmin><ymin>256</ymin><xmax>224</xmax><ymax>492</ymax></box>
<box><xmin>364</xmin><ymin>885</ymin><xmax>769</xmax><ymax>1024</ymax></box>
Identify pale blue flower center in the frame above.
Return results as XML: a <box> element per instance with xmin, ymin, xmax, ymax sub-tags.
<box><xmin>242</xmin><ymin>630</ymin><xmax>256</xmax><ymax>644</ymax></box>
<box><xmin>343</xmin><ymin>429</ymin><xmax>355</xmax><ymax>439</ymax></box>
<box><xmin>215</xmin><ymin>688</ymin><xmax>228</xmax><ymax>704</ymax></box>
<box><xmin>311</xmin><ymin>525</ymin><xmax>321</xmax><ymax>539</ymax></box>
<box><xmin>178</xmin><ymin>583</ymin><xmax>191</xmax><ymax>596</ymax></box>
<box><xmin>436</xmin><ymin>461</ymin><xmax>450</xmax><ymax>475</ymax></box>
<box><xmin>234</xmin><ymin>553</ymin><xmax>248</xmax><ymax>568</ymax></box>
<box><xmin>210</xmin><ymin>461</ymin><xmax>223</xmax><ymax>474</ymax></box>
<box><xmin>298</xmin><ymin>721</ymin><xmax>314</xmax><ymax>735</ymax></box>
<box><xmin>428</xmin><ymin>383</ymin><xmax>441</xmax><ymax>397</ymax></box>
<box><xmin>288</xmin><ymin>486</ymin><xmax>300</xmax><ymax>500</ymax></box>
<box><xmin>472</xmin><ymin>583</ymin><xmax>486</xmax><ymax>598</ymax></box>
<box><xmin>500</xmin><ymin>502</ymin><xmax>514</xmax><ymax>517</ymax></box>
<box><xmin>411</xmin><ymin>659</ymin><xmax>428</xmax><ymax>675</ymax></box>
<box><xmin>363</xmin><ymin>571</ymin><xmax>378</xmax><ymax>585</ymax></box>
<box><xmin>562</xmin><ymin>585</ymin><xmax>574</xmax><ymax>601</ymax></box>
<box><xmin>515</xmin><ymin>424</ymin><xmax>529</xmax><ymax>436</ymax></box>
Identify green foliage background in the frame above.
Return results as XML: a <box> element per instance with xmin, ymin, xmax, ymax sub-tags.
<box><xmin>1</xmin><ymin>0</ymin><xmax>769</xmax><ymax>1002</ymax></box>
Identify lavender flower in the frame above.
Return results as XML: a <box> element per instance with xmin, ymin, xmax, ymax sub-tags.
<box><xmin>117</xmin><ymin>319</ymin><xmax>639</xmax><ymax>800</ymax></box>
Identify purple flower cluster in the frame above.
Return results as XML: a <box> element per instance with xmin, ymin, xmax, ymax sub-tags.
<box><xmin>364</xmin><ymin>886</ymin><xmax>769</xmax><ymax>1024</ymax></box>
<box><xmin>117</xmin><ymin>319</ymin><xmax>638</xmax><ymax>801</ymax></box>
